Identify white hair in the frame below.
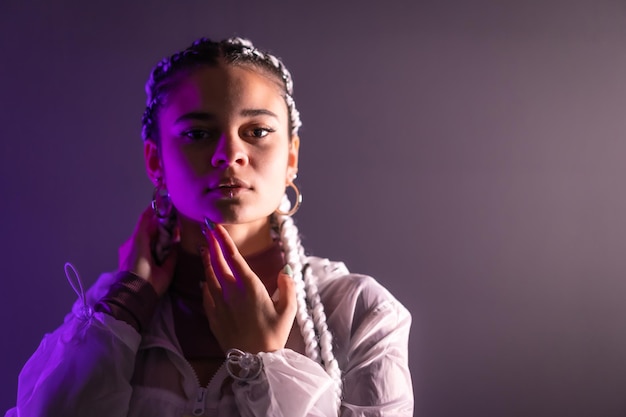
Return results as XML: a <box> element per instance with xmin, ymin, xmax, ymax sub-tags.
<box><xmin>274</xmin><ymin>195</ymin><xmax>343</xmax><ymax>409</ymax></box>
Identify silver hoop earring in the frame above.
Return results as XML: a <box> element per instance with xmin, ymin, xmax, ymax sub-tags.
<box><xmin>275</xmin><ymin>181</ymin><xmax>302</xmax><ymax>216</ymax></box>
<box><xmin>151</xmin><ymin>180</ymin><xmax>173</xmax><ymax>219</ymax></box>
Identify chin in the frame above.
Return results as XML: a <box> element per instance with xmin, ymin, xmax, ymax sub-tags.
<box><xmin>199</xmin><ymin>207</ymin><xmax>242</xmax><ymax>224</ymax></box>
<box><xmin>216</xmin><ymin>209</ymin><xmax>275</xmax><ymax>227</ymax></box>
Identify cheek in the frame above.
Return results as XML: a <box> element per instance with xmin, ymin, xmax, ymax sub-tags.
<box><xmin>181</xmin><ymin>145</ymin><xmax>211</xmax><ymax>174</ymax></box>
<box><xmin>162</xmin><ymin>142</ymin><xmax>211</xmax><ymax>181</ymax></box>
<box><xmin>261</xmin><ymin>153</ymin><xmax>290</xmax><ymax>195</ymax></box>
<box><xmin>160</xmin><ymin>147</ymin><xmax>205</xmax><ymax>214</ymax></box>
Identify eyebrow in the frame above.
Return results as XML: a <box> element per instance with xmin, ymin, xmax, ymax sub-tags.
<box><xmin>175</xmin><ymin>108</ymin><xmax>279</xmax><ymax>125</ymax></box>
<box><xmin>240</xmin><ymin>109</ymin><xmax>279</xmax><ymax>119</ymax></box>
<box><xmin>175</xmin><ymin>112</ymin><xmax>215</xmax><ymax>124</ymax></box>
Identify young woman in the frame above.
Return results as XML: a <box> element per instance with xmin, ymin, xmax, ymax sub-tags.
<box><xmin>7</xmin><ymin>37</ymin><xmax>413</xmax><ymax>417</ymax></box>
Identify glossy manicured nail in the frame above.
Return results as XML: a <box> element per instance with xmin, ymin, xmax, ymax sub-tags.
<box><xmin>282</xmin><ymin>264</ymin><xmax>293</xmax><ymax>277</ymax></box>
<box><xmin>204</xmin><ymin>217</ymin><xmax>216</xmax><ymax>231</ymax></box>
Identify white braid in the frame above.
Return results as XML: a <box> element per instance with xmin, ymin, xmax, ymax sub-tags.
<box><xmin>276</xmin><ymin>200</ymin><xmax>320</xmax><ymax>363</ymax></box>
<box><xmin>303</xmin><ymin>264</ymin><xmax>343</xmax><ymax>406</ymax></box>
<box><xmin>275</xmin><ymin>195</ymin><xmax>343</xmax><ymax>409</ymax></box>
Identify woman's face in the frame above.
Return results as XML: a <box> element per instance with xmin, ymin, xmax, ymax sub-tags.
<box><xmin>145</xmin><ymin>64</ymin><xmax>299</xmax><ymax>227</ymax></box>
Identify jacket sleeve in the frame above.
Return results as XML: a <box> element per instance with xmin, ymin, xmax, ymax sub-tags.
<box><xmin>8</xmin><ymin>272</ymin><xmax>144</xmax><ymax>417</ymax></box>
<box><xmin>232</xmin><ymin>349</ymin><xmax>340</xmax><ymax>417</ymax></box>
<box><xmin>338</xmin><ymin>276</ymin><xmax>414</xmax><ymax>417</ymax></box>
<box><xmin>230</xmin><ymin>272</ymin><xmax>414</xmax><ymax>417</ymax></box>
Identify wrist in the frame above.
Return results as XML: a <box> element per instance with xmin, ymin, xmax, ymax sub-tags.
<box><xmin>146</xmin><ymin>277</ymin><xmax>169</xmax><ymax>297</ymax></box>
<box><xmin>95</xmin><ymin>272</ymin><xmax>160</xmax><ymax>332</ymax></box>
<box><xmin>226</xmin><ymin>349</ymin><xmax>264</xmax><ymax>382</ymax></box>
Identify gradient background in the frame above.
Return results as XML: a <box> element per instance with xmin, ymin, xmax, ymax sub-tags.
<box><xmin>2</xmin><ymin>1</ymin><xmax>626</xmax><ymax>416</ymax></box>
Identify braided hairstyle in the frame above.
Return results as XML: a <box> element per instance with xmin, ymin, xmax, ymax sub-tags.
<box><xmin>142</xmin><ymin>37</ymin><xmax>342</xmax><ymax>408</ymax></box>
<box><xmin>142</xmin><ymin>37</ymin><xmax>301</xmax><ymax>143</ymax></box>
<box><xmin>274</xmin><ymin>196</ymin><xmax>343</xmax><ymax>408</ymax></box>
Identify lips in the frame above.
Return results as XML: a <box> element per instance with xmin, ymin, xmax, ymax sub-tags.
<box><xmin>208</xmin><ymin>177</ymin><xmax>251</xmax><ymax>193</ymax></box>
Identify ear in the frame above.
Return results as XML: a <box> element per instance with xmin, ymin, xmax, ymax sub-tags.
<box><xmin>144</xmin><ymin>139</ymin><xmax>163</xmax><ymax>185</ymax></box>
<box><xmin>287</xmin><ymin>135</ymin><xmax>300</xmax><ymax>181</ymax></box>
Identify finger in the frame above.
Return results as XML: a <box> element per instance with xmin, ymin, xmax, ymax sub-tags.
<box><xmin>203</xmin><ymin>222</ymin><xmax>237</xmax><ymax>289</ymax></box>
<box><xmin>209</xmin><ymin>223</ymin><xmax>258</xmax><ymax>290</ymax></box>
<box><xmin>135</xmin><ymin>206</ymin><xmax>158</xmax><ymax>251</ymax></box>
<box><xmin>145</xmin><ymin>210</ymin><xmax>168</xmax><ymax>264</ymax></box>
<box><xmin>118</xmin><ymin>237</ymin><xmax>132</xmax><ymax>262</ymax></box>
<box><xmin>119</xmin><ymin>207</ymin><xmax>156</xmax><ymax>269</ymax></box>
<box><xmin>137</xmin><ymin>205</ymin><xmax>156</xmax><ymax>236</ymax></box>
<box><xmin>203</xmin><ymin>225</ymin><xmax>231</xmax><ymax>278</ymax></box>
<box><xmin>275</xmin><ymin>268</ymin><xmax>297</xmax><ymax>317</ymax></box>
<box><xmin>201</xmin><ymin>281</ymin><xmax>217</xmax><ymax>314</ymax></box>
<box><xmin>160</xmin><ymin>242</ymin><xmax>179</xmax><ymax>274</ymax></box>
<box><xmin>173</xmin><ymin>223</ymin><xmax>181</xmax><ymax>243</ymax></box>
<box><xmin>199</xmin><ymin>245</ymin><xmax>222</xmax><ymax>301</ymax></box>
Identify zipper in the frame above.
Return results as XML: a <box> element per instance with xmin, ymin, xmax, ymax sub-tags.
<box><xmin>139</xmin><ymin>299</ymin><xmax>227</xmax><ymax>416</ymax></box>
<box><xmin>185</xmin><ymin>357</ymin><xmax>226</xmax><ymax>416</ymax></box>
<box><xmin>192</xmin><ymin>386</ymin><xmax>207</xmax><ymax>416</ymax></box>
<box><xmin>140</xmin><ymin>337</ymin><xmax>221</xmax><ymax>416</ymax></box>
<box><xmin>184</xmin><ymin>359</ymin><xmax>205</xmax><ymax>416</ymax></box>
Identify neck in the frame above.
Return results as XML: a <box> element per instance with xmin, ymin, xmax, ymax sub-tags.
<box><xmin>177</xmin><ymin>214</ymin><xmax>273</xmax><ymax>257</ymax></box>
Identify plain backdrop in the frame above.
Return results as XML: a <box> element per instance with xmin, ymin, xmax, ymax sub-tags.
<box><xmin>2</xmin><ymin>1</ymin><xmax>626</xmax><ymax>416</ymax></box>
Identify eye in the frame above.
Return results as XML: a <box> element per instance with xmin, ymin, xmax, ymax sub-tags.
<box><xmin>245</xmin><ymin>126</ymin><xmax>275</xmax><ymax>139</ymax></box>
<box><xmin>182</xmin><ymin>128</ymin><xmax>219</xmax><ymax>141</ymax></box>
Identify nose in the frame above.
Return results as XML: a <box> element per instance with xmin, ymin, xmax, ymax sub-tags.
<box><xmin>210</xmin><ymin>132</ymin><xmax>249</xmax><ymax>168</ymax></box>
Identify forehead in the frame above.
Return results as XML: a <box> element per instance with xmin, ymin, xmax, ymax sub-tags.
<box><xmin>158</xmin><ymin>64</ymin><xmax>288</xmax><ymax>122</ymax></box>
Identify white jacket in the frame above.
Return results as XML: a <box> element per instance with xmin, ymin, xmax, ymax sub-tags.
<box><xmin>6</xmin><ymin>256</ymin><xmax>413</xmax><ymax>416</ymax></box>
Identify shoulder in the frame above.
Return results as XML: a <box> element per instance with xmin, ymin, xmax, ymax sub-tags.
<box><xmin>304</xmin><ymin>255</ymin><xmax>410</xmax><ymax>321</ymax></box>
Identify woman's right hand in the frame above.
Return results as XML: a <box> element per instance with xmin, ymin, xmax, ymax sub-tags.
<box><xmin>200</xmin><ymin>222</ymin><xmax>297</xmax><ymax>354</ymax></box>
<box><xmin>118</xmin><ymin>206</ymin><xmax>178</xmax><ymax>296</ymax></box>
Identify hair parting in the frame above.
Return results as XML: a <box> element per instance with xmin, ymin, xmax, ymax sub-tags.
<box><xmin>142</xmin><ymin>37</ymin><xmax>302</xmax><ymax>143</ymax></box>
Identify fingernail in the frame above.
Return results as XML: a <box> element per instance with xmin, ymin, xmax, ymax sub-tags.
<box><xmin>282</xmin><ymin>264</ymin><xmax>293</xmax><ymax>277</ymax></box>
<box><xmin>204</xmin><ymin>217</ymin><xmax>216</xmax><ymax>231</ymax></box>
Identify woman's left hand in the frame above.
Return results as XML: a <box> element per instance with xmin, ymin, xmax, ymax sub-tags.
<box><xmin>200</xmin><ymin>222</ymin><xmax>297</xmax><ymax>354</ymax></box>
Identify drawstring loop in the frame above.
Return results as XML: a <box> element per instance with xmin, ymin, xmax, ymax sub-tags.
<box><xmin>64</xmin><ymin>262</ymin><xmax>93</xmax><ymax>320</ymax></box>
